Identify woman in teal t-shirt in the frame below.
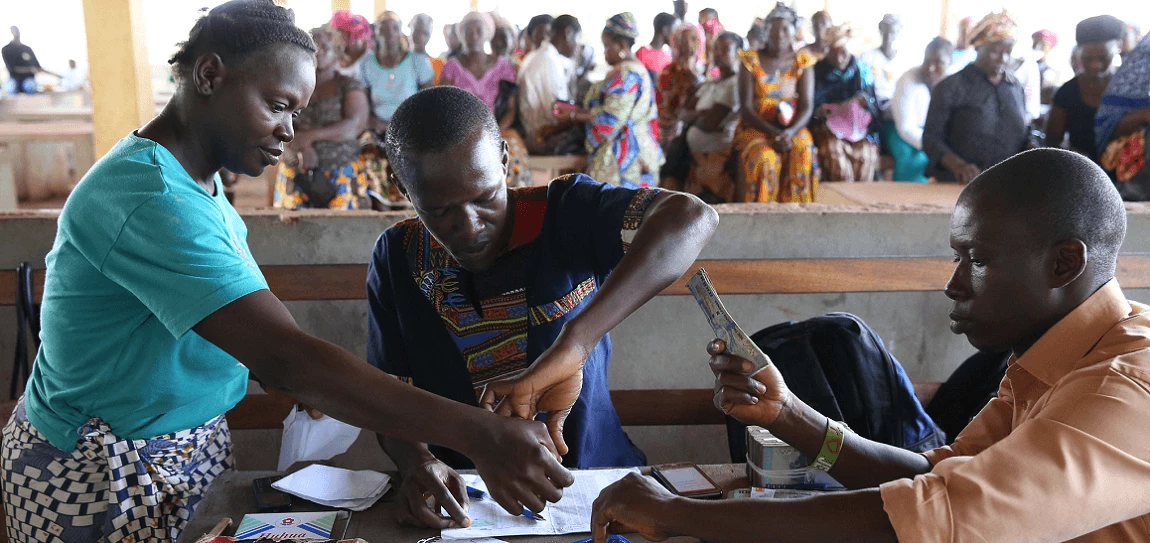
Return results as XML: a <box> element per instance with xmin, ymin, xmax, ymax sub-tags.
<box><xmin>0</xmin><ymin>2</ymin><xmax>573</xmax><ymax>542</ymax></box>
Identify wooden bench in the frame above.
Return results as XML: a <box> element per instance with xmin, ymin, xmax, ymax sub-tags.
<box><xmin>7</xmin><ymin>254</ymin><xmax>1150</xmax><ymax>428</ymax></box>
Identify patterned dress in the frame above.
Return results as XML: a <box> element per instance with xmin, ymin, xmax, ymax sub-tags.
<box><xmin>274</xmin><ymin>75</ymin><xmax>383</xmax><ymax>210</ymax></box>
<box><xmin>583</xmin><ymin>61</ymin><xmax>665</xmax><ymax>188</ymax></box>
<box><xmin>442</xmin><ymin>57</ymin><xmax>533</xmax><ymax>187</ymax></box>
<box><xmin>367</xmin><ymin>175</ymin><xmax>658</xmax><ymax>469</ymax></box>
<box><xmin>1098</xmin><ymin>34</ymin><xmax>1150</xmax><ymax>183</ymax></box>
<box><xmin>2</xmin><ymin>399</ymin><xmax>231</xmax><ymax>543</ymax></box>
<box><xmin>657</xmin><ymin>61</ymin><xmax>702</xmax><ymax>146</ymax></box>
<box><xmin>734</xmin><ymin>50</ymin><xmax>820</xmax><ymax>203</ymax></box>
<box><xmin>811</xmin><ymin>56</ymin><xmax>881</xmax><ymax>182</ymax></box>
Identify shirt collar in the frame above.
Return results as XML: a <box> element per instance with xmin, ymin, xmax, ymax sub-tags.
<box><xmin>1014</xmin><ymin>279</ymin><xmax>1132</xmax><ymax>386</ymax></box>
<box><xmin>961</xmin><ymin>62</ymin><xmax>1019</xmax><ymax>86</ymax></box>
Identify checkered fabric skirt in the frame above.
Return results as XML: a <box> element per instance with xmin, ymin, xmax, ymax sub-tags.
<box><xmin>1</xmin><ymin>398</ymin><xmax>232</xmax><ymax>542</ymax></box>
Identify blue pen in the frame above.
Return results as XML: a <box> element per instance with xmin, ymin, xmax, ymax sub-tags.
<box><xmin>466</xmin><ymin>485</ymin><xmax>545</xmax><ymax>521</ymax></box>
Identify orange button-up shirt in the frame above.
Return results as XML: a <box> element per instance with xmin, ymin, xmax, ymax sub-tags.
<box><xmin>880</xmin><ymin>280</ymin><xmax>1150</xmax><ymax>542</ymax></box>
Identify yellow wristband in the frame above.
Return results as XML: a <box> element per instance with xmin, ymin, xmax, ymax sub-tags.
<box><xmin>810</xmin><ymin>419</ymin><xmax>847</xmax><ymax>472</ymax></box>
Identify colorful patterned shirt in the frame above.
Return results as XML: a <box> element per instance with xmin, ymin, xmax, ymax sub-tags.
<box><xmin>366</xmin><ymin>175</ymin><xmax>660</xmax><ymax>469</ymax></box>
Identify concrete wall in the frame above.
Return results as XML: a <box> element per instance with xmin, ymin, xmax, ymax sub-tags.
<box><xmin>4</xmin><ymin>203</ymin><xmax>1150</xmax><ymax>468</ymax></box>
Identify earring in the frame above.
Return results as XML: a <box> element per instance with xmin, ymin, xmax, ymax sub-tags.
<box><xmin>618</xmin><ymin>50</ymin><xmax>626</xmax><ymax>60</ymax></box>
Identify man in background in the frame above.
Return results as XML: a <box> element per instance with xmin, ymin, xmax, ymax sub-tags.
<box><xmin>518</xmin><ymin>15</ymin><xmax>581</xmax><ymax>155</ymax></box>
<box><xmin>58</xmin><ymin>59</ymin><xmax>88</xmax><ymax>92</ymax></box>
<box><xmin>3</xmin><ymin>27</ymin><xmax>57</xmax><ymax>95</ymax></box>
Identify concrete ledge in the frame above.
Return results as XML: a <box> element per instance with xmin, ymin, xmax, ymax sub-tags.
<box><xmin>4</xmin><ymin>201</ymin><xmax>1150</xmax><ymax>465</ymax></box>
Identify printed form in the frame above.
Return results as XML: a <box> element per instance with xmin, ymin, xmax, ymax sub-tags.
<box><xmin>441</xmin><ymin>468</ymin><xmax>639</xmax><ymax>539</ymax></box>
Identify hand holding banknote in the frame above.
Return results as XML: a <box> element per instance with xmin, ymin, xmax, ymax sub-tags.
<box><xmin>708</xmin><ymin>338</ymin><xmax>792</xmax><ymax>428</ymax></box>
<box><xmin>686</xmin><ymin>268</ymin><xmax>791</xmax><ymax>427</ymax></box>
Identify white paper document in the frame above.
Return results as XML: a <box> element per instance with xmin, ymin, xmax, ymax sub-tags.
<box><xmin>271</xmin><ymin>464</ymin><xmax>391</xmax><ymax>512</ymax></box>
<box><xmin>440</xmin><ymin>468</ymin><xmax>639</xmax><ymax>540</ymax></box>
<box><xmin>278</xmin><ymin>406</ymin><xmax>362</xmax><ymax>472</ymax></box>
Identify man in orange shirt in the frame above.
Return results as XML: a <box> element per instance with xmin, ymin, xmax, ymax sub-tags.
<box><xmin>590</xmin><ymin>148</ymin><xmax>1150</xmax><ymax>542</ymax></box>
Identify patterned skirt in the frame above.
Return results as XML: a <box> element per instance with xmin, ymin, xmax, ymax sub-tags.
<box><xmin>735</xmin><ymin>126</ymin><xmax>819</xmax><ymax>203</ymax></box>
<box><xmin>1</xmin><ymin>398</ymin><xmax>232</xmax><ymax>543</ymax></box>
<box><xmin>503</xmin><ymin>129</ymin><xmax>534</xmax><ymax>187</ymax></box>
<box><xmin>275</xmin><ymin>157</ymin><xmax>389</xmax><ymax>210</ymax></box>
<box><xmin>811</xmin><ymin>123</ymin><xmax>879</xmax><ymax>183</ymax></box>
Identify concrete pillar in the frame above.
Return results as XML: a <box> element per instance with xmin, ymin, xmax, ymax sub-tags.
<box><xmin>939</xmin><ymin>0</ymin><xmax>952</xmax><ymax>39</ymax></box>
<box><xmin>81</xmin><ymin>0</ymin><xmax>154</xmax><ymax>159</ymax></box>
<box><xmin>374</xmin><ymin>0</ymin><xmax>387</xmax><ymax>19</ymax></box>
<box><xmin>332</xmin><ymin>0</ymin><xmax>351</xmax><ymax>12</ymax></box>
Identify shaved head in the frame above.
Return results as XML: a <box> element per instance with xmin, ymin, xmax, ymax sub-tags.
<box><xmin>959</xmin><ymin>148</ymin><xmax>1126</xmax><ymax>281</ymax></box>
<box><xmin>946</xmin><ymin>149</ymin><xmax>1128</xmax><ymax>355</ymax></box>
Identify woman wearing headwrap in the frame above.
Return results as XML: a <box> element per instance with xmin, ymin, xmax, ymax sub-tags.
<box><xmin>733</xmin><ymin>2</ymin><xmax>819</xmax><ymax>202</ymax></box>
<box><xmin>275</xmin><ymin>26</ymin><xmax>380</xmax><ymax>210</ymax></box>
<box><xmin>1045</xmin><ymin>16</ymin><xmax>1124</xmax><ymax>163</ymax></box>
<box><xmin>409</xmin><ymin>14</ymin><xmax>444</xmax><ymax>83</ymax></box>
<box><xmin>699</xmin><ymin>12</ymin><xmax>724</xmax><ymax>77</ymax></box>
<box><xmin>330</xmin><ymin>10</ymin><xmax>373</xmax><ymax>78</ymax></box>
<box><xmin>551</xmin><ymin>13</ymin><xmax>663</xmax><ymax>187</ymax></box>
<box><xmin>440</xmin><ymin>11</ymin><xmax>530</xmax><ymax>187</ymax></box>
<box><xmin>1031</xmin><ymin>29</ymin><xmax>1058</xmax><ymax>92</ymax></box>
<box><xmin>657</xmin><ymin>23</ymin><xmax>705</xmax><ymax>147</ymax></box>
<box><xmin>361</xmin><ymin>11</ymin><xmax>435</xmax><ymax>133</ymax></box>
<box><xmin>1097</xmin><ymin>33</ymin><xmax>1150</xmax><ymax>196</ymax></box>
<box><xmin>922</xmin><ymin>10</ymin><xmax>1027</xmax><ymax>183</ymax></box>
<box><xmin>810</xmin><ymin>23</ymin><xmax>880</xmax><ymax>182</ymax></box>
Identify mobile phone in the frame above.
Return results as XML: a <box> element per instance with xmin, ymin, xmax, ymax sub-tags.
<box><xmin>552</xmin><ymin>100</ymin><xmax>578</xmax><ymax>116</ymax></box>
<box><xmin>253</xmin><ymin>476</ymin><xmax>292</xmax><ymax>513</ymax></box>
<box><xmin>651</xmin><ymin>463</ymin><xmax>724</xmax><ymax>499</ymax></box>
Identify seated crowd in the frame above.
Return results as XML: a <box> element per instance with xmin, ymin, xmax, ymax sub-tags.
<box><xmin>3</xmin><ymin>1</ymin><xmax>1150</xmax><ymax>542</ymax></box>
<box><xmin>243</xmin><ymin>4</ymin><xmax>1149</xmax><ymax>209</ymax></box>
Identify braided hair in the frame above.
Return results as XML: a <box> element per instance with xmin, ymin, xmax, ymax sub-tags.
<box><xmin>169</xmin><ymin>0</ymin><xmax>315</xmax><ymax>81</ymax></box>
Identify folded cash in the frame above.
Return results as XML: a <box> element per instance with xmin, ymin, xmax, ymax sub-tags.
<box><xmin>686</xmin><ymin>268</ymin><xmax>773</xmax><ymax>374</ymax></box>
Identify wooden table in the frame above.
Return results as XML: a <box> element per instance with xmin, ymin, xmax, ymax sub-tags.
<box><xmin>180</xmin><ymin>465</ymin><xmax>749</xmax><ymax>543</ymax></box>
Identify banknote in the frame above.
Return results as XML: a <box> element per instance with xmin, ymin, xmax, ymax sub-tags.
<box><xmin>686</xmin><ymin>268</ymin><xmax>773</xmax><ymax>375</ymax></box>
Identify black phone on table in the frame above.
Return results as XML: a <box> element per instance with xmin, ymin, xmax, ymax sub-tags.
<box><xmin>651</xmin><ymin>463</ymin><xmax>724</xmax><ymax>499</ymax></box>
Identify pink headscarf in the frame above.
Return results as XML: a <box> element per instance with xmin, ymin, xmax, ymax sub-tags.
<box><xmin>330</xmin><ymin>10</ymin><xmax>372</xmax><ymax>43</ymax></box>
<box><xmin>672</xmin><ymin>23</ymin><xmax>707</xmax><ymax>63</ymax></box>
<box><xmin>701</xmin><ymin>18</ymin><xmax>724</xmax><ymax>38</ymax></box>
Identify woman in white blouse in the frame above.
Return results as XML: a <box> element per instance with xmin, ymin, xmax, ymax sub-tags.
<box><xmin>887</xmin><ymin>38</ymin><xmax>953</xmax><ymax>182</ymax></box>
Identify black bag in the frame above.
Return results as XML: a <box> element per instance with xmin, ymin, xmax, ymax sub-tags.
<box><xmin>293</xmin><ymin>168</ymin><xmax>336</xmax><ymax>208</ymax></box>
<box><xmin>493</xmin><ymin>80</ymin><xmax>518</xmax><ymax>126</ymax></box>
<box><xmin>727</xmin><ymin>313</ymin><xmax>945</xmax><ymax>463</ymax></box>
<box><xmin>10</xmin><ymin>263</ymin><xmax>39</xmax><ymax>400</ymax></box>
<box><xmin>1114</xmin><ymin>128</ymin><xmax>1150</xmax><ymax>202</ymax></box>
<box><xmin>925</xmin><ymin>350</ymin><xmax>1009</xmax><ymax>444</ymax></box>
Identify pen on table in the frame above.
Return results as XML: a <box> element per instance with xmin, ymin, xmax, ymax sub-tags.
<box><xmin>465</xmin><ymin>485</ymin><xmax>545</xmax><ymax>521</ymax></box>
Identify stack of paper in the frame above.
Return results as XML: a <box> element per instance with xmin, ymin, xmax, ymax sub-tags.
<box><xmin>441</xmin><ymin>468</ymin><xmax>639</xmax><ymax>540</ymax></box>
<box><xmin>271</xmin><ymin>465</ymin><xmax>391</xmax><ymax>511</ymax></box>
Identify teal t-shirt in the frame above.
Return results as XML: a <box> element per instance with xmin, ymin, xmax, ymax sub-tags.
<box><xmin>24</xmin><ymin>133</ymin><xmax>268</xmax><ymax>452</ymax></box>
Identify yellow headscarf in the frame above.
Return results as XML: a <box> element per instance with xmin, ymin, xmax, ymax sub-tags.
<box><xmin>968</xmin><ymin>10</ymin><xmax>1018</xmax><ymax>48</ymax></box>
<box><xmin>824</xmin><ymin>23</ymin><xmax>853</xmax><ymax>50</ymax></box>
